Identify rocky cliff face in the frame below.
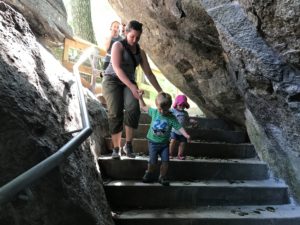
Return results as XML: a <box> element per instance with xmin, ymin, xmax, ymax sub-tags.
<box><xmin>108</xmin><ymin>0</ymin><xmax>300</xmax><ymax>201</ymax></box>
<box><xmin>0</xmin><ymin>2</ymin><xmax>113</xmax><ymax>225</ymax></box>
<box><xmin>0</xmin><ymin>0</ymin><xmax>299</xmax><ymax>221</ymax></box>
<box><xmin>2</xmin><ymin>0</ymin><xmax>73</xmax><ymax>47</ymax></box>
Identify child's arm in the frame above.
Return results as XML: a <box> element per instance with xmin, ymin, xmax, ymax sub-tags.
<box><xmin>138</xmin><ymin>90</ymin><xmax>149</xmax><ymax>112</ymax></box>
<box><xmin>189</xmin><ymin>118</ymin><xmax>197</xmax><ymax>124</ymax></box>
<box><xmin>178</xmin><ymin>127</ymin><xmax>191</xmax><ymax>142</ymax></box>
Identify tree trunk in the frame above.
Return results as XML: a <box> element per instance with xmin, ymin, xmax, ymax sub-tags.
<box><xmin>68</xmin><ymin>0</ymin><xmax>96</xmax><ymax>44</ymax></box>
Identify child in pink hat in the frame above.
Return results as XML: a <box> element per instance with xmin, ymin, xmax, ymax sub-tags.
<box><xmin>170</xmin><ymin>95</ymin><xmax>190</xmax><ymax>160</ymax></box>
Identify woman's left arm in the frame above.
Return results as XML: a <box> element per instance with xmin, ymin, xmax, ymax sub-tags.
<box><xmin>140</xmin><ymin>49</ymin><xmax>162</xmax><ymax>93</ymax></box>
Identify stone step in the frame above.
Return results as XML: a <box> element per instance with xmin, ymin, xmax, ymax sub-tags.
<box><xmin>104</xmin><ymin>179</ymin><xmax>289</xmax><ymax>210</ymax></box>
<box><xmin>99</xmin><ymin>157</ymin><xmax>269</xmax><ymax>180</ymax></box>
<box><xmin>113</xmin><ymin>205</ymin><xmax>300</xmax><ymax>225</ymax></box>
<box><xmin>130</xmin><ymin>124</ymin><xmax>248</xmax><ymax>143</ymax></box>
<box><xmin>105</xmin><ymin>138</ymin><xmax>256</xmax><ymax>158</ymax></box>
<box><xmin>139</xmin><ymin>113</ymin><xmax>235</xmax><ymax>130</ymax></box>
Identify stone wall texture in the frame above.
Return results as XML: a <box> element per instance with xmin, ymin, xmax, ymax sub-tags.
<box><xmin>0</xmin><ymin>1</ymin><xmax>300</xmax><ymax>224</ymax></box>
<box><xmin>0</xmin><ymin>2</ymin><xmax>113</xmax><ymax>225</ymax></box>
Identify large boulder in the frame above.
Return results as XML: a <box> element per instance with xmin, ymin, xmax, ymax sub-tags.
<box><xmin>0</xmin><ymin>2</ymin><xmax>112</xmax><ymax>225</ymax></box>
<box><xmin>2</xmin><ymin>0</ymin><xmax>73</xmax><ymax>46</ymax></box>
<box><xmin>108</xmin><ymin>0</ymin><xmax>300</xmax><ymax>201</ymax></box>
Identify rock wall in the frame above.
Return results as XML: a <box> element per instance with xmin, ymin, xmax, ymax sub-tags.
<box><xmin>2</xmin><ymin>0</ymin><xmax>73</xmax><ymax>47</ymax></box>
<box><xmin>108</xmin><ymin>0</ymin><xmax>300</xmax><ymax>201</ymax></box>
<box><xmin>0</xmin><ymin>2</ymin><xmax>112</xmax><ymax>225</ymax></box>
<box><xmin>0</xmin><ymin>0</ymin><xmax>299</xmax><ymax>217</ymax></box>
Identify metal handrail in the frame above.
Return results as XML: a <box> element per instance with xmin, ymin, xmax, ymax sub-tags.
<box><xmin>0</xmin><ymin>47</ymin><xmax>98</xmax><ymax>205</ymax></box>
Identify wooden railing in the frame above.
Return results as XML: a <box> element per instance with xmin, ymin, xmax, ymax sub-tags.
<box><xmin>62</xmin><ymin>37</ymin><xmax>106</xmax><ymax>75</ymax></box>
<box><xmin>62</xmin><ymin>37</ymin><xmax>106</xmax><ymax>97</ymax></box>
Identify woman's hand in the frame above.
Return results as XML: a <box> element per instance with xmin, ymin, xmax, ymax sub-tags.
<box><xmin>129</xmin><ymin>84</ymin><xmax>140</xmax><ymax>99</ymax></box>
<box><xmin>138</xmin><ymin>89</ymin><xmax>144</xmax><ymax>98</ymax></box>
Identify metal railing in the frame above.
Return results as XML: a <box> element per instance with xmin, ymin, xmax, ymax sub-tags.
<box><xmin>0</xmin><ymin>47</ymin><xmax>99</xmax><ymax>205</ymax></box>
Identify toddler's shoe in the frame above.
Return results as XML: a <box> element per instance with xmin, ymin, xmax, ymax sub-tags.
<box><xmin>123</xmin><ymin>144</ymin><xmax>136</xmax><ymax>158</ymax></box>
<box><xmin>177</xmin><ymin>155</ymin><xmax>185</xmax><ymax>160</ymax></box>
<box><xmin>142</xmin><ymin>171</ymin><xmax>156</xmax><ymax>183</ymax></box>
<box><xmin>169</xmin><ymin>155</ymin><xmax>174</xmax><ymax>159</ymax></box>
<box><xmin>158</xmin><ymin>176</ymin><xmax>170</xmax><ymax>186</ymax></box>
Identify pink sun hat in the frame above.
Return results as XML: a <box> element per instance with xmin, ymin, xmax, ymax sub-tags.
<box><xmin>173</xmin><ymin>95</ymin><xmax>190</xmax><ymax>109</ymax></box>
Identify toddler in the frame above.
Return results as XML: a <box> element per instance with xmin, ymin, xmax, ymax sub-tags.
<box><xmin>139</xmin><ymin>91</ymin><xmax>190</xmax><ymax>186</ymax></box>
<box><xmin>169</xmin><ymin>95</ymin><xmax>190</xmax><ymax>160</ymax></box>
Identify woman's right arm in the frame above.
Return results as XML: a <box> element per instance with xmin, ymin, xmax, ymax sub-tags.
<box><xmin>111</xmin><ymin>42</ymin><xmax>140</xmax><ymax>99</ymax></box>
<box><xmin>140</xmin><ymin>49</ymin><xmax>162</xmax><ymax>93</ymax></box>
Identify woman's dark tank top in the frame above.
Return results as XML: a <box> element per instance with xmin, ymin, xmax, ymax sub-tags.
<box><xmin>104</xmin><ymin>40</ymin><xmax>142</xmax><ymax>82</ymax></box>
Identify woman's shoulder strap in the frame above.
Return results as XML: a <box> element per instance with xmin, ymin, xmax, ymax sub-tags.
<box><xmin>120</xmin><ymin>39</ymin><xmax>140</xmax><ymax>54</ymax></box>
<box><xmin>120</xmin><ymin>39</ymin><xmax>140</xmax><ymax>67</ymax></box>
<box><xmin>120</xmin><ymin>39</ymin><xmax>127</xmax><ymax>47</ymax></box>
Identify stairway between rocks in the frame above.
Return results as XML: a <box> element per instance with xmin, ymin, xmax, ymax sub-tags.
<box><xmin>98</xmin><ymin>113</ymin><xmax>300</xmax><ymax>225</ymax></box>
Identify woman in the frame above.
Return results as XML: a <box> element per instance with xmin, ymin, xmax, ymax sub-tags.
<box><xmin>102</xmin><ymin>21</ymin><xmax>123</xmax><ymax>70</ymax></box>
<box><xmin>103</xmin><ymin>20</ymin><xmax>162</xmax><ymax>159</ymax></box>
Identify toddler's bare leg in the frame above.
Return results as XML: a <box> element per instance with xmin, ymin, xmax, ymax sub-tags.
<box><xmin>169</xmin><ymin>139</ymin><xmax>177</xmax><ymax>157</ymax></box>
<box><xmin>178</xmin><ymin>142</ymin><xmax>186</xmax><ymax>156</ymax></box>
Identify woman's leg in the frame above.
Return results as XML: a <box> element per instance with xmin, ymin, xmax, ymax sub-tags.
<box><xmin>102</xmin><ymin>77</ymin><xmax>124</xmax><ymax>158</ymax></box>
<box><xmin>125</xmin><ymin>125</ymin><xmax>134</xmax><ymax>142</ymax></box>
<box><xmin>111</xmin><ymin>132</ymin><xmax>122</xmax><ymax>150</ymax></box>
<box><xmin>123</xmin><ymin>86</ymin><xmax>140</xmax><ymax>136</ymax></box>
<box><xmin>123</xmin><ymin>86</ymin><xmax>140</xmax><ymax>157</ymax></box>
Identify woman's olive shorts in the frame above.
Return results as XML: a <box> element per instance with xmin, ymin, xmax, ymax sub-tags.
<box><xmin>102</xmin><ymin>75</ymin><xmax>140</xmax><ymax>134</ymax></box>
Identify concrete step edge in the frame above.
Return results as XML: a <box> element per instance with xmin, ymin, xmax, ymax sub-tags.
<box><xmin>138</xmin><ymin>124</ymin><xmax>245</xmax><ymax>133</ymax></box>
<box><xmin>105</xmin><ymin>179</ymin><xmax>288</xmax><ymax>188</ymax></box>
<box><xmin>98</xmin><ymin>156</ymin><xmax>265</xmax><ymax>165</ymax></box>
<box><xmin>105</xmin><ymin>137</ymin><xmax>254</xmax><ymax>146</ymax></box>
<box><xmin>114</xmin><ymin>204</ymin><xmax>300</xmax><ymax>219</ymax></box>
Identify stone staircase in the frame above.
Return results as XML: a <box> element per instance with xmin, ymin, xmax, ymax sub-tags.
<box><xmin>98</xmin><ymin>113</ymin><xmax>300</xmax><ymax>225</ymax></box>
